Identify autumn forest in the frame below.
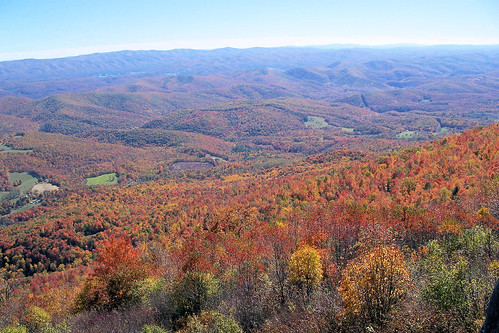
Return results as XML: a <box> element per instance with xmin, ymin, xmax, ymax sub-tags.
<box><xmin>0</xmin><ymin>46</ymin><xmax>498</xmax><ymax>333</ymax></box>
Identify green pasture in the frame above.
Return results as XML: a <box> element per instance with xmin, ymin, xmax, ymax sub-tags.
<box><xmin>9</xmin><ymin>172</ymin><xmax>38</xmax><ymax>196</ymax></box>
<box><xmin>86</xmin><ymin>173</ymin><xmax>118</xmax><ymax>185</ymax></box>
<box><xmin>0</xmin><ymin>143</ymin><xmax>33</xmax><ymax>154</ymax></box>
<box><xmin>396</xmin><ymin>130</ymin><xmax>417</xmax><ymax>139</ymax></box>
<box><xmin>305</xmin><ymin>116</ymin><xmax>329</xmax><ymax>129</ymax></box>
<box><xmin>10</xmin><ymin>202</ymin><xmax>40</xmax><ymax>214</ymax></box>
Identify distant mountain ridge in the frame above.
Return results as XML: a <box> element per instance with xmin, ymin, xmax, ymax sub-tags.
<box><xmin>0</xmin><ymin>45</ymin><xmax>497</xmax><ymax>153</ymax></box>
<box><xmin>0</xmin><ymin>47</ymin><xmax>378</xmax><ymax>82</ymax></box>
<box><xmin>1</xmin><ymin>45</ymin><xmax>499</xmax><ymax>96</ymax></box>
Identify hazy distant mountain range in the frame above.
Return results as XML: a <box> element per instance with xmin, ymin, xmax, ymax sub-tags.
<box><xmin>0</xmin><ymin>45</ymin><xmax>497</xmax><ymax>153</ymax></box>
<box><xmin>1</xmin><ymin>45</ymin><xmax>498</xmax><ymax>98</ymax></box>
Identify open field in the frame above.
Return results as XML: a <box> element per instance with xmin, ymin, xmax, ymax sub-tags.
<box><xmin>0</xmin><ymin>172</ymin><xmax>39</xmax><ymax>214</ymax></box>
<box><xmin>305</xmin><ymin>116</ymin><xmax>329</xmax><ymax>129</ymax></box>
<box><xmin>86</xmin><ymin>173</ymin><xmax>118</xmax><ymax>185</ymax></box>
<box><xmin>9</xmin><ymin>202</ymin><xmax>40</xmax><ymax>214</ymax></box>
<box><xmin>396</xmin><ymin>130</ymin><xmax>417</xmax><ymax>139</ymax></box>
<box><xmin>0</xmin><ymin>143</ymin><xmax>33</xmax><ymax>154</ymax></box>
<box><xmin>9</xmin><ymin>172</ymin><xmax>38</xmax><ymax>196</ymax></box>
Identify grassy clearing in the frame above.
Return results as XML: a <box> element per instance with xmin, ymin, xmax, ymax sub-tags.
<box><xmin>440</xmin><ymin>127</ymin><xmax>450</xmax><ymax>133</ymax></box>
<box><xmin>206</xmin><ymin>154</ymin><xmax>228</xmax><ymax>162</ymax></box>
<box><xmin>10</xmin><ymin>202</ymin><xmax>40</xmax><ymax>214</ymax></box>
<box><xmin>341</xmin><ymin>127</ymin><xmax>354</xmax><ymax>133</ymax></box>
<box><xmin>9</xmin><ymin>172</ymin><xmax>38</xmax><ymax>196</ymax></box>
<box><xmin>0</xmin><ymin>149</ymin><xmax>33</xmax><ymax>154</ymax></box>
<box><xmin>396</xmin><ymin>130</ymin><xmax>417</xmax><ymax>139</ymax></box>
<box><xmin>0</xmin><ymin>172</ymin><xmax>41</xmax><ymax>215</ymax></box>
<box><xmin>0</xmin><ymin>143</ymin><xmax>33</xmax><ymax>154</ymax></box>
<box><xmin>305</xmin><ymin>116</ymin><xmax>329</xmax><ymax>129</ymax></box>
<box><xmin>86</xmin><ymin>173</ymin><xmax>118</xmax><ymax>186</ymax></box>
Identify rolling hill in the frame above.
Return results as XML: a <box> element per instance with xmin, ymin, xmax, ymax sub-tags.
<box><xmin>0</xmin><ymin>45</ymin><xmax>498</xmax><ymax>333</ymax></box>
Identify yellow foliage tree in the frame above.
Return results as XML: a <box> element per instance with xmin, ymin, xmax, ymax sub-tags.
<box><xmin>288</xmin><ymin>245</ymin><xmax>323</xmax><ymax>295</ymax></box>
<box><xmin>339</xmin><ymin>245</ymin><xmax>410</xmax><ymax>325</ymax></box>
<box><xmin>477</xmin><ymin>206</ymin><xmax>490</xmax><ymax>219</ymax></box>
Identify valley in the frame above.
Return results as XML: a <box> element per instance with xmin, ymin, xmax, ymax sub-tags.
<box><xmin>0</xmin><ymin>46</ymin><xmax>497</xmax><ymax>333</ymax></box>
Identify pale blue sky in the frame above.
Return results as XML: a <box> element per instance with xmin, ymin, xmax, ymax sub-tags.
<box><xmin>1</xmin><ymin>0</ymin><xmax>498</xmax><ymax>61</ymax></box>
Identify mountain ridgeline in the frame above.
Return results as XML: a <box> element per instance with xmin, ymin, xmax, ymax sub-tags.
<box><xmin>0</xmin><ymin>46</ymin><xmax>497</xmax><ymax>158</ymax></box>
<box><xmin>0</xmin><ymin>45</ymin><xmax>497</xmax><ymax>332</ymax></box>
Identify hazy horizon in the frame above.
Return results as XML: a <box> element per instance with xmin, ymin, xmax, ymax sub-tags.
<box><xmin>1</xmin><ymin>0</ymin><xmax>498</xmax><ymax>61</ymax></box>
<box><xmin>2</xmin><ymin>42</ymin><xmax>499</xmax><ymax>63</ymax></box>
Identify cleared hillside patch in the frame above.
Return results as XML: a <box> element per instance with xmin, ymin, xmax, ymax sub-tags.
<box><xmin>170</xmin><ymin>161</ymin><xmax>214</xmax><ymax>172</ymax></box>
<box><xmin>0</xmin><ymin>191</ymin><xmax>8</xmax><ymax>201</ymax></box>
<box><xmin>396</xmin><ymin>130</ymin><xmax>417</xmax><ymax>139</ymax></box>
<box><xmin>305</xmin><ymin>116</ymin><xmax>329</xmax><ymax>129</ymax></box>
<box><xmin>0</xmin><ymin>143</ymin><xmax>33</xmax><ymax>154</ymax></box>
<box><xmin>32</xmin><ymin>183</ymin><xmax>59</xmax><ymax>194</ymax></box>
<box><xmin>86</xmin><ymin>173</ymin><xmax>118</xmax><ymax>185</ymax></box>
<box><xmin>9</xmin><ymin>172</ymin><xmax>38</xmax><ymax>196</ymax></box>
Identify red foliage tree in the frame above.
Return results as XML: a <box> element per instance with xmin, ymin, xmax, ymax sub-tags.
<box><xmin>74</xmin><ymin>236</ymin><xmax>147</xmax><ymax>311</ymax></box>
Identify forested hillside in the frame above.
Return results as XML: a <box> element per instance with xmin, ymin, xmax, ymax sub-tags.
<box><xmin>0</xmin><ymin>45</ymin><xmax>497</xmax><ymax>332</ymax></box>
<box><xmin>0</xmin><ymin>124</ymin><xmax>496</xmax><ymax>332</ymax></box>
<box><xmin>2</xmin><ymin>0</ymin><xmax>499</xmax><ymax>327</ymax></box>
